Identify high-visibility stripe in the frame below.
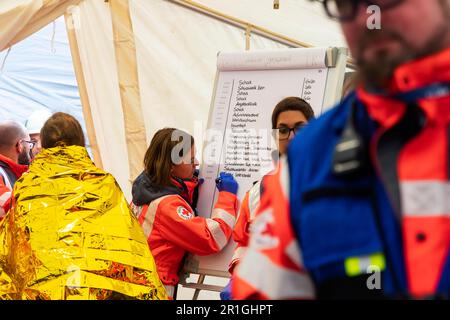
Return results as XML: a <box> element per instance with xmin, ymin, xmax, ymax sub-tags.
<box><xmin>0</xmin><ymin>191</ymin><xmax>11</xmax><ymax>207</ymax></box>
<box><xmin>164</xmin><ymin>284</ymin><xmax>175</xmax><ymax>298</ymax></box>
<box><xmin>206</xmin><ymin>219</ymin><xmax>228</xmax><ymax>250</ymax></box>
<box><xmin>370</xmin><ymin>253</ymin><xmax>386</xmax><ymax>271</ymax></box>
<box><xmin>0</xmin><ymin>167</ymin><xmax>12</xmax><ymax>189</ymax></box>
<box><xmin>284</xmin><ymin>240</ymin><xmax>304</xmax><ymax>268</ymax></box>
<box><xmin>211</xmin><ymin>208</ymin><xmax>236</xmax><ymax>229</ymax></box>
<box><xmin>400</xmin><ymin>181</ymin><xmax>450</xmax><ymax>216</ymax></box>
<box><xmin>231</xmin><ymin>246</ymin><xmax>247</xmax><ymax>263</ymax></box>
<box><xmin>236</xmin><ymin>247</ymin><xmax>315</xmax><ymax>299</ymax></box>
<box><xmin>131</xmin><ymin>202</ymin><xmax>143</xmax><ymax>219</ymax></box>
<box><xmin>0</xmin><ymin>191</ymin><xmax>10</xmax><ymax>218</ymax></box>
<box><xmin>141</xmin><ymin>195</ymin><xmax>172</xmax><ymax>239</ymax></box>
<box><xmin>248</xmin><ymin>181</ymin><xmax>261</xmax><ymax>220</ymax></box>
<box><xmin>279</xmin><ymin>156</ymin><xmax>290</xmax><ymax>200</ymax></box>
<box><xmin>345</xmin><ymin>253</ymin><xmax>386</xmax><ymax>277</ymax></box>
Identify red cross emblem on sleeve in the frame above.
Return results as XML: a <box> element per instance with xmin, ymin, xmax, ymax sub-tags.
<box><xmin>177</xmin><ymin>206</ymin><xmax>193</xmax><ymax>220</ymax></box>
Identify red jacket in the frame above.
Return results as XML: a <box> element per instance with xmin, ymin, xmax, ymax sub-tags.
<box><xmin>0</xmin><ymin>154</ymin><xmax>27</xmax><ymax>218</ymax></box>
<box><xmin>131</xmin><ymin>172</ymin><xmax>238</xmax><ymax>297</ymax></box>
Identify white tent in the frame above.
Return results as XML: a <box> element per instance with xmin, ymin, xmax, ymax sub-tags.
<box><xmin>0</xmin><ymin>0</ymin><xmax>351</xmax><ymax>300</ymax></box>
<box><xmin>0</xmin><ymin>0</ymin><xmax>347</xmax><ymax>199</ymax></box>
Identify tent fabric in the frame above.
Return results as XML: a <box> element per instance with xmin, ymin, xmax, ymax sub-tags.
<box><xmin>177</xmin><ymin>0</ymin><xmax>347</xmax><ymax>48</ymax></box>
<box><xmin>0</xmin><ymin>0</ymin><xmax>81</xmax><ymax>51</ymax></box>
<box><xmin>68</xmin><ymin>0</ymin><xmax>291</xmax><ymax>199</ymax></box>
<box><xmin>65</xmin><ymin>11</ymin><xmax>103</xmax><ymax>168</ymax></box>
<box><xmin>67</xmin><ymin>1</ymin><xmax>132</xmax><ymax>198</ymax></box>
<box><xmin>110</xmin><ymin>0</ymin><xmax>147</xmax><ymax>184</ymax></box>
<box><xmin>0</xmin><ymin>17</ymin><xmax>86</xmax><ymax>148</ymax></box>
<box><xmin>0</xmin><ymin>0</ymin><xmax>347</xmax><ymax>202</ymax></box>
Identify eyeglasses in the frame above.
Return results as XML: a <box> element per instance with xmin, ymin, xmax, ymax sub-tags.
<box><xmin>275</xmin><ymin>124</ymin><xmax>307</xmax><ymax>141</ymax></box>
<box><xmin>316</xmin><ymin>0</ymin><xmax>405</xmax><ymax>22</ymax></box>
<box><xmin>18</xmin><ymin>139</ymin><xmax>36</xmax><ymax>150</ymax></box>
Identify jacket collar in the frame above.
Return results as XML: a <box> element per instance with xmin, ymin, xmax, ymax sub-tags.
<box><xmin>131</xmin><ymin>172</ymin><xmax>198</xmax><ymax>207</ymax></box>
<box><xmin>389</xmin><ymin>45</ymin><xmax>450</xmax><ymax>93</ymax></box>
<box><xmin>357</xmin><ymin>45</ymin><xmax>450</xmax><ymax>128</ymax></box>
<box><xmin>171</xmin><ymin>176</ymin><xmax>198</xmax><ymax>205</ymax></box>
<box><xmin>0</xmin><ymin>153</ymin><xmax>28</xmax><ymax>178</ymax></box>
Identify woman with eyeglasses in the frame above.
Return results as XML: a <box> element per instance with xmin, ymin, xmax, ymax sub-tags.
<box><xmin>0</xmin><ymin>112</ymin><xmax>167</xmax><ymax>300</ymax></box>
<box><xmin>131</xmin><ymin>128</ymin><xmax>239</xmax><ymax>299</ymax></box>
<box><xmin>221</xmin><ymin>96</ymin><xmax>315</xmax><ymax>299</ymax></box>
<box><xmin>272</xmin><ymin>97</ymin><xmax>315</xmax><ymax>155</ymax></box>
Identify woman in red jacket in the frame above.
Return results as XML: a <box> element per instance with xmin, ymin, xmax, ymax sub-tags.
<box><xmin>131</xmin><ymin>128</ymin><xmax>239</xmax><ymax>299</ymax></box>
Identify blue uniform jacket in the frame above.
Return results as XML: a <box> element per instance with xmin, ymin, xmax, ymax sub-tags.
<box><xmin>287</xmin><ymin>92</ymin><xmax>410</xmax><ymax>297</ymax></box>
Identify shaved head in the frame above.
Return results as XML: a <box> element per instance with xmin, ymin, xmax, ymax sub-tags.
<box><xmin>0</xmin><ymin>121</ymin><xmax>29</xmax><ymax>149</ymax></box>
<box><xmin>0</xmin><ymin>121</ymin><xmax>32</xmax><ymax>165</ymax></box>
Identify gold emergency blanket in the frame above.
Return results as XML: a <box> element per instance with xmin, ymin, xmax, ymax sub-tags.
<box><xmin>0</xmin><ymin>146</ymin><xmax>167</xmax><ymax>300</ymax></box>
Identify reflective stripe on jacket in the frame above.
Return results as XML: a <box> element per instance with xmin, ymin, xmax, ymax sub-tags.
<box><xmin>229</xmin><ymin>180</ymin><xmax>262</xmax><ymax>273</ymax></box>
<box><xmin>132</xmin><ymin>190</ymin><xmax>238</xmax><ymax>288</ymax></box>
<box><xmin>233</xmin><ymin>158</ymin><xmax>315</xmax><ymax>299</ymax></box>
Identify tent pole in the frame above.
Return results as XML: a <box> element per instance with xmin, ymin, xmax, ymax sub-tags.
<box><xmin>109</xmin><ymin>0</ymin><xmax>147</xmax><ymax>184</ymax></box>
<box><xmin>168</xmin><ymin>0</ymin><xmax>356</xmax><ymax>69</ymax></box>
<box><xmin>169</xmin><ymin>0</ymin><xmax>311</xmax><ymax>48</ymax></box>
<box><xmin>245</xmin><ymin>25</ymin><xmax>251</xmax><ymax>51</ymax></box>
<box><xmin>65</xmin><ymin>11</ymin><xmax>104</xmax><ymax>169</ymax></box>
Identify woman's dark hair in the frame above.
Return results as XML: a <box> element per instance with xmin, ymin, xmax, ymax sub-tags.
<box><xmin>41</xmin><ymin>112</ymin><xmax>85</xmax><ymax>148</ymax></box>
<box><xmin>144</xmin><ymin>128</ymin><xmax>194</xmax><ymax>187</ymax></box>
<box><xmin>271</xmin><ymin>97</ymin><xmax>315</xmax><ymax>128</ymax></box>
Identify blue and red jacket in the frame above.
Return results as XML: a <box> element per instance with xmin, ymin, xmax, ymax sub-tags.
<box><xmin>233</xmin><ymin>46</ymin><xmax>450</xmax><ymax>299</ymax></box>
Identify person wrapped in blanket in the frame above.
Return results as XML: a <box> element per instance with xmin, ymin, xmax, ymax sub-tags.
<box><xmin>0</xmin><ymin>112</ymin><xmax>167</xmax><ymax>300</ymax></box>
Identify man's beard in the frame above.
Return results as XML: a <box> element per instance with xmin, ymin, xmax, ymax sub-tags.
<box><xmin>356</xmin><ymin>5</ymin><xmax>450</xmax><ymax>90</ymax></box>
<box><xmin>355</xmin><ymin>30</ymin><xmax>413</xmax><ymax>89</ymax></box>
<box><xmin>18</xmin><ymin>148</ymin><xmax>31</xmax><ymax>166</ymax></box>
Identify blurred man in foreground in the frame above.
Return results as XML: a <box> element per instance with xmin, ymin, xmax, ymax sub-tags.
<box><xmin>234</xmin><ymin>0</ymin><xmax>450</xmax><ymax>299</ymax></box>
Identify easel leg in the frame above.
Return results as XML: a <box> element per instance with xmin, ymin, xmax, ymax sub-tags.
<box><xmin>192</xmin><ymin>274</ymin><xmax>206</xmax><ymax>300</ymax></box>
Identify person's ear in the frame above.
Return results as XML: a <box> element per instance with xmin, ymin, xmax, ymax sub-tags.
<box><xmin>15</xmin><ymin>140</ymin><xmax>23</xmax><ymax>153</ymax></box>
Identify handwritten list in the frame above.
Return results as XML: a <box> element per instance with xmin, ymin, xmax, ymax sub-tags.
<box><xmin>186</xmin><ymin>48</ymin><xmax>347</xmax><ymax>276</ymax></box>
